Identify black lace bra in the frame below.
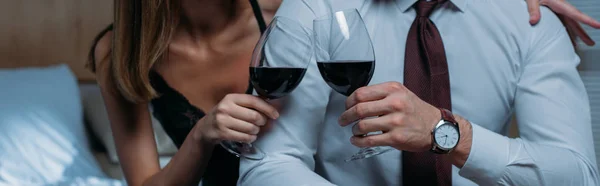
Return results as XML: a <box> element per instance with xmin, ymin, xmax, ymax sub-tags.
<box><xmin>149</xmin><ymin>72</ymin><xmax>250</xmax><ymax>186</ymax></box>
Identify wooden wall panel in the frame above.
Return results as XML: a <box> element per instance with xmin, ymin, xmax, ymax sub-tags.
<box><xmin>0</xmin><ymin>0</ymin><xmax>113</xmax><ymax>82</ymax></box>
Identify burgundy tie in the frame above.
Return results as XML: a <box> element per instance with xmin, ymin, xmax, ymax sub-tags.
<box><xmin>402</xmin><ymin>0</ymin><xmax>452</xmax><ymax>186</ymax></box>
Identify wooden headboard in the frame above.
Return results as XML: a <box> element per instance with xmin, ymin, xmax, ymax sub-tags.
<box><xmin>0</xmin><ymin>0</ymin><xmax>113</xmax><ymax>82</ymax></box>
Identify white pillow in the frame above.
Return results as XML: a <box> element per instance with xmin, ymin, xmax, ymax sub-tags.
<box><xmin>0</xmin><ymin>64</ymin><xmax>109</xmax><ymax>185</ymax></box>
<box><xmin>80</xmin><ymin>84</ymin><xmax>178</xmax><ymax>164</ymax></box>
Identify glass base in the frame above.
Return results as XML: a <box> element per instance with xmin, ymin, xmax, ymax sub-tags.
<box><xmin>345</xmin><ymin>146</ymin><xmax>394</xmax><ymax>162</ymax></box>
<box><xmin>220</xmin><ymin>141</ymin><xmax>265</xmax><ymax>160</ymax></box>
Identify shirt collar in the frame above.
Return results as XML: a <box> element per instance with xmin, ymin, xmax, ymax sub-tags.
<box><xmin>395</xmin><ymin>0</ymin><xmax>467</xmax><ymax>13</ymax></box>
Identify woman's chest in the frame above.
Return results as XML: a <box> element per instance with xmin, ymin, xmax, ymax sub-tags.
<box><xmin>157</xmin><ymin>53</ymin><xmax>252</xmax><ymax>112</ymax></box>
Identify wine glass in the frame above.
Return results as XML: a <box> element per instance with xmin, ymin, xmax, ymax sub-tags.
<box><xmin>313</xmin><ymin>9</ymin><xmax>394</xmax><ymax>162</ymax></box>
<box><xmin>220</xmin><ymin>16</ymin><xmax>313</xmax><ymax>160</ymax></box>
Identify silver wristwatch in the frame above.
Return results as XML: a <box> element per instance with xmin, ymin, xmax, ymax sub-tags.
<box><xmin>431</xmin><ymin>108</ymin><xmax>460</xmax><ymax>154</ymax></box>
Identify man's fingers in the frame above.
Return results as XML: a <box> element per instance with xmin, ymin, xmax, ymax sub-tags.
<box><xmin>350</xmin><ymin>133</ymin><xmax>390</xmax><ymax>148</ymax></box>
<box><xmin>346</xmin><ymin>85</ymin><xmax>390</xmax><ymax>109</ymax></box>
<box><xmin>339</xmin><ymin>99</ymin><xmax>394</xmax><ymax>126</ymax></box>
<box><xmin>351</xmin><ymin>117</ymin><xmax>391</xmax><ymax>136</ymax></box>
<box><xmin>527</xmin><ymin>0</ymin><xmax>541</xmax><ymax>25</ymax></box>
<box><xmin>346</xmin><ymin>82</ymin><xmax>404</xmax><ymax>109</ymax></box>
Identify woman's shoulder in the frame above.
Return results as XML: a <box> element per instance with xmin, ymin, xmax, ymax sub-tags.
<box><xmin>87</xmin><ymin>24</ymin><xmax>113</xmax><ymax>74</ymax></box>
<box><xmin>259</xmin><ymin>0</ymin><xmax>282</xmax><ymax>14</ymax></box>
<box><xmin>87</xmin><ymin>25</ymin><xmax>117</xmax><ymax>93</ymax></box>
<box><xmin>93</xmin><ymin>30</ymin><xmax>113</xmax><ymax>71</ymax></box>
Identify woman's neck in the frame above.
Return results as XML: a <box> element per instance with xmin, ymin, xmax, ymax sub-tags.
<box><xmin>180</xmin><ymin>0</ymin><xmax>251</xmax><ymax>40</ymax></box>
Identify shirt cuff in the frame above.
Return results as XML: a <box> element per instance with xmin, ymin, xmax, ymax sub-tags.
<box><xmin>458</xmin><ymin>123</ymin><xmax>511</xmax><ymax>185</ymax></box>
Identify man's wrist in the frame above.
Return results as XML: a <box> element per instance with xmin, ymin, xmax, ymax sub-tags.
<box><xmin>449</xmin><ymin>114</ymin><xmax>473</xmax><ymax>168</ymax></box>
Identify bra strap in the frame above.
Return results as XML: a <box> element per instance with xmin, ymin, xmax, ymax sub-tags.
<box><xmin>249</xmin><ymin>0</ymin><xmax>267</xmax><ymax>34</ymax></box>
<box><xmin>246</xmin><ymin>0</ymin><xmax>268</xmax><ymax>94</ymax></box>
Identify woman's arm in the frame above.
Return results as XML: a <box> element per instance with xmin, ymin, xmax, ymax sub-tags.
<box><xmin>94</xmin><ymin>32</ymin><xmax>213</xmax><ymax>186</ymax></box>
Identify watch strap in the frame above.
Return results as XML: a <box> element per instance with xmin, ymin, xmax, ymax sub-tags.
<box><xmin>439</xmin><ymin>108</ymin><xmax>457</xmax><ymax>125</ymax></box>
<box><xmin>431</xmin><ymin>144</ymin><xmax>449</xmax><ymax>154</ymax></box>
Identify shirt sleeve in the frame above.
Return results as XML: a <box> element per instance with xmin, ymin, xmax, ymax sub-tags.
<box><xmin>458</xmin><ymin>7</ymin><xmax>600</xmax><ymax>186</ymax></box>
<box><xmin>237</xmin><ymin>1</ymin><xmax>335</xmax><ymax>185</ymax></box>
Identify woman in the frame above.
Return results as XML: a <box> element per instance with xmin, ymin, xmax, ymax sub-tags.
<box><xmin>87</xmin><ymin>0</ymin><xmax>598</xmax><ymax>186</ymax></box>
<box><xmin>89</xmin><ymin>1</ymin><xmax>281</xmax><ymax>185</ymax></box>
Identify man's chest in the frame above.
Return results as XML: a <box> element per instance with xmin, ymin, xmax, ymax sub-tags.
<box><xmin>315</xmin><ymin>19</ymin><xmax>523</xmax><ymax>186</ymax></box>
<box><xmin>360</xmin><ymin>12</ymin><xmax>524</xmax><ymax>131</ymax></box>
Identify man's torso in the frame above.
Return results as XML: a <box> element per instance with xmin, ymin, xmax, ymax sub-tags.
<box><xmin>304</xmin><ymin>0</ymin><xmax>542</xmax><ymax>185</ymax></box>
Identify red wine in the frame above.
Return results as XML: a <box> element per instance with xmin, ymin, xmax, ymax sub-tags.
<box><xmin>250</xmin><ymin>67</ymin><xmax>307</xmax><ymax>99</ymax></box>
<box><xmin>317</xmin><ymin>60</ymin><xmax>375</xmax><ymax>96</ymax></box>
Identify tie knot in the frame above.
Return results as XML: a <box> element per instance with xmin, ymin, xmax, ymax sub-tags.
<box><xmin>416</xmin><ymin>0</ymin><xmax>442</xmax><ymax>17</ymax></box>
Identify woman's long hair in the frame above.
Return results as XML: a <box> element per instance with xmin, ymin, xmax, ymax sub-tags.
<box><xmin>87</xmin><ymin>0</ymin><xmax>181</xmax><ymax>103</ymax></box>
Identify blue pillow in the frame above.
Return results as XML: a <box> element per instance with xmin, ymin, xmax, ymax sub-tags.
<box><xmin>0</xmin><ymin>64</ymin><xmax>107</xmax><ymax>185</ymax></box>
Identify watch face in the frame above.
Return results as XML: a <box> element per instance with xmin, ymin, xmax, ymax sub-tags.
<box><xmin>434</xmin><ymin>123</ymin><xmax>459</xmax><ymax>149</ymax></box>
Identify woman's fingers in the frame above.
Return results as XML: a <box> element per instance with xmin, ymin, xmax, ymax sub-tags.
<box><xmin>543</xmin><ymin>0</ymin><xmax>599</xmax><ymax>46</ymax></box>
<box><xmin>227</xmin><ymin>105</ymin><xmax>269</xmax><ymax>126</ymax></box>
<box><xmin>542</xmin><ymin>0</ymin><xmax>600</xmax><ymax>29</ymax></box>
<box><xmin>566</xmin><ymin>18</ymin><xmax>596</xmax><ymax>46</ymax></box>
<box><xmin>225</xmin><ymin>118</ymin><xmax>261</xmax><ymax>136</ymax></box>
<box><xmin>528</xmin><ymin>0</ymin><xmax>599</xmax><ymax>46</ymax></box>
<box><xmin>559</xmin><ymin>15</ymin><xmax>578</xmax><ymax>46</ymax></box>
<box><xmin>228</xmin><ymin>94</ymin><xmax>279</xmax><ymax>119</ymax></box>
<box><xmin>215</xmin><ymin>112</ymin><xmax>261</xmax><ymax>135</ymax></box>
<box><xmin>222</xmin><ymin>127</ymin><xmax>258</xmax><ymax>143</ymax></box>
<box><xmin>527</xmin><ymin>0</ymin><xmax>541</xmax><ymax>24</ymax></box>
<box><xmin>567</xmin><ymin>19</ymin><xmax>596</xmax><ymax>46</ymax></box>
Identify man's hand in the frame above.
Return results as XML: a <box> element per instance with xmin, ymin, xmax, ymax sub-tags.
<box><xmin>338</xmin><ymin>82</ymin><xmax>474</xmax><ymax>167</ymax></box>
<box><xmin>338</xmin><ymin>82</ymin><xmax>442</xmax><ymax>152</ymax></box>
<box><xmin>527</xmin><ymin>0</ymin><xmax>600</xmax><ymax>46</ymax></box>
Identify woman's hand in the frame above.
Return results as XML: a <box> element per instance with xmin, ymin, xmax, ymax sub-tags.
<box><xmin>193</xmin><ymin>94</ymin><xmax>279</xmax><ymax>145</ymax></box>
<box><xmin>527</xmin><ymin>0</ymin><xmax>600</xmax><ymax>46</ymax></box>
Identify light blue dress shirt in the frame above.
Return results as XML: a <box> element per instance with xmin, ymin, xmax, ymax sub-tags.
<box><xmin>239</xmin><ymin>0</ymin><xmax>600</xmax><ymax>185</ymax></box>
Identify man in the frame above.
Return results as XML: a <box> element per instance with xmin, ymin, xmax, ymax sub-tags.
<box><xmin>239</xmin><ymin>0</ymin><xmax>600</xmax><ymax>185</ymax></box>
